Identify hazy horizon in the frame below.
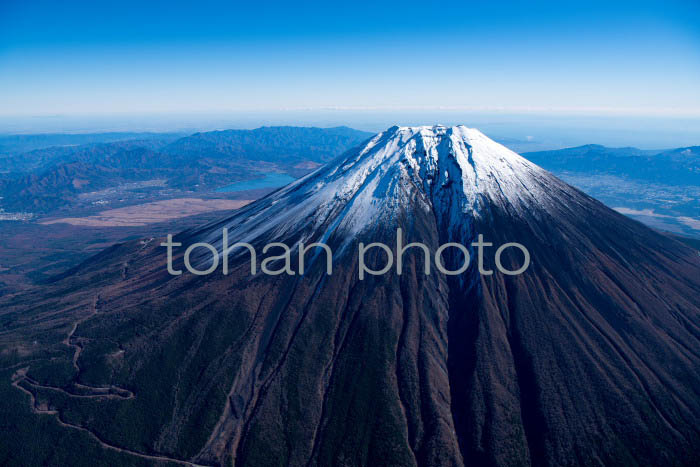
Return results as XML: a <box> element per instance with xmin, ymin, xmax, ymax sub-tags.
<box><xmin>1</xmin><ymin>110</ymin><xmax>699</xmax><ymax>150</ymax></box>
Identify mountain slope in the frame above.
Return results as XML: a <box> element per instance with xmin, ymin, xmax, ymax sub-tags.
<box><xmin>1</xmin><ymin>126</ymin><xmax>698</xmax><ymax>467</ymax></box>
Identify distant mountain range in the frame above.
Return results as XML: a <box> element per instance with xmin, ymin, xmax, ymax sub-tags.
<box><xmin>164</xmin><ymin>126</ymin><xmax>373</xmax><ymax>164</ymax></box>
<box><xmin>0</xmin><ymin>132</ymin><xmax>184</xmax><ymax>159</ymax></box>
<box><xmin>1</xmin><ymin>129</ymin><xmax>698</xmax><ymax>239</ymax></box>
<box><xmin>1</xmin><ymin>126</ymin><xmax>698</xmax><ymax>466</ymax></box>
<box><xmin>0</xmin><ymin>127</ymin><xmax>372</xmax><ymax>213</ymax></box>
<box><xmin>523</xmin><ymin>144</ymin><xmax>700</xmax><ymax>186</ymax></box>
<box><xmin>522</xmin><ymin>145</ymin><xmax>700</xmax><ymax>238</ymax></box>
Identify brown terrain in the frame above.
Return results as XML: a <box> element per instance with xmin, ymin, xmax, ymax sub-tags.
<box><xmin>40</xmin><ymin>198</ymin><xmax>253</xmax><ymax>227</ymax></box>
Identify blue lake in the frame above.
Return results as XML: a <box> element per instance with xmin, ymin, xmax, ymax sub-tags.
<box><xmin>216</xmin><ymin>173</ymin><xmax>296</xmax><ymax>193</ymax></box>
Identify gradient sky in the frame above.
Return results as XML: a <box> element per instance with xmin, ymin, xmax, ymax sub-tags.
<box><xmin>0</xmin><ymin>0</ymin><xmax>699</xmax><ymax>117</ymax></box>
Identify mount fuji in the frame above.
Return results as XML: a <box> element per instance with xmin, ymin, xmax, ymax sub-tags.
<box><xmin>1</xmin><ymin>126</ymin><xmax>699</xmax><ymax>467</ymax></box>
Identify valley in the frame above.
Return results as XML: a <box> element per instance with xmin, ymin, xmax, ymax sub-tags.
<box><xmin>41</xmin><ymin>198</ymin><xmax>253</xmax><ymax>227</ymax></box>
<box><xmin>0</xmin><ymin>127</ymin><xmax>373</xmax><ymax>295</ymax></box>
<box><xmin>523</xmin><ymin>145</ymin><xmax>700</xmax><ymax>238</ymax></box>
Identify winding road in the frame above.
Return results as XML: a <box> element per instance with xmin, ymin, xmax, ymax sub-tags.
<box><xmin>11</xmin><ymin>294</ymin><xmax>211</xmax><ymax>467</ymax></box>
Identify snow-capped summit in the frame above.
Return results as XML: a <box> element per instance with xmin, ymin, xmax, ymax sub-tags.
<box><xmin>197</xmin><ymin>125</ymin><xmax>562</xmax><ymax>250</ymax></box>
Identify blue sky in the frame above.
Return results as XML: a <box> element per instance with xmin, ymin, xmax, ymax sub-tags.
<box><xmin>0</xmin><ymin>0</ymin><xmax>699</xmax><ymax>119</ymax></box>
